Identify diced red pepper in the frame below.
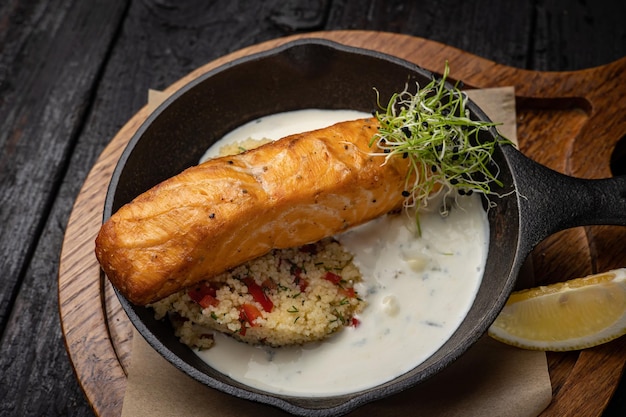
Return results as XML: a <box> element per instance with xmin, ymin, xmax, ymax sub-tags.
<box><xmin>350</xmin><ymin>317</ymin><xmax>360</xmax><ymax>327</ymax></box>
<box><xmin>294</xmin><ymin>275</ymin><xmax>308</xmax><ymax>292</ymax></box>
<box><xmin>339</xmin><ymin>287</ymin><xmax>356</xmax><ymax>299</ymax></box>
<box><xmin>240</xmin><ymin>303</ymin><xmax>262</xmax><ymax>327</ymax></box>
<box><xmin>291</xmin><ymin>265</ymin><xmax>302</xmax><ymax>277</ymax></box>
<box><xmin>262</xmin><ymin>278</ymin><xmax>277</xmax><ymax>290</ymax></box>
<box><xmin>291</xmin><ymin>266</ymin><xmax>308</xmax><ymax>292</ymax></box>
<box><xmin>188</xmin><ymin>284</ymin><xmax>218</xmax><ymax>308</ymax></box>
<box><xmin>323</xmin><ymin>271</ymin><xmax>343</xmax><ymax>285</ymax></box>
<box><xmin>198</xmin><ymin>294</ymin><xmax>218</xmax><ymax>308</ymax></box>
<box><xmin>299</xmin><ymin>278</ymin><xmax>309</xmax><ymax>292</ymax></box>
<box><xmin>243</xmin><ymin>277</ymin><xmax>274</xmax><ymax>312</ymax></box>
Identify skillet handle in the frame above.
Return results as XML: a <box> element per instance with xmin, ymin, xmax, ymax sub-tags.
<box><xmin>501</xmin><ymin>144</ymin><xmax>626</xmax><ymax>253</ymax></box>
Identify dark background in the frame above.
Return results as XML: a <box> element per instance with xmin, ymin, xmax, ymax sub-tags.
<box><xmin>1</xmin><ymin>0</ymin><xmax>625</xmax><ymax>415</ymax></box>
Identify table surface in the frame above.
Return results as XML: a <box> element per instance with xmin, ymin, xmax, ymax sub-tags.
<box><xmin>1</xmin><ymin>1</ymin><xmax>626</xmax><ymax>416</ymax></box>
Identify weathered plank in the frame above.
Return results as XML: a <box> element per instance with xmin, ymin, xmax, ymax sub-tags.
<box><xmin>532</xmin><ymin>0</ymin><xmax>626</xmax><ymax>70</ymax></box>
<box><xmin>0</xmin><ymin>0</ymin><xmax>129</xmax><ymax>332</ymax></box>
<box><xmin>326</xmin><ymin>0</ymin><xmax>533</xmax><ymax>69</ymax></box>
<box><xmin>0</xmin><ymin>0</ymin><xmax>128</xmax><ymax>415</ymax></box>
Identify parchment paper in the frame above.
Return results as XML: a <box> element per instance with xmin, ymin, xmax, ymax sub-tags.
<box><xmin>121</xmin><ymin>86</ymin><xmax>552</xmax><ymax>417</ymax></box>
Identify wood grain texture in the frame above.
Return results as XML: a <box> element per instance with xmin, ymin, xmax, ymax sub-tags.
<box><xmin>3</xmin><ymin>0</ymin><xmax>626</xmax><ymax>416</ymax></box>
<box><xmin>0</xmin><ymin>0</ymin><xmax>128</xmax><ymax>331</ymax></box>
<box><xmin>0</xmin><ymin>1</ymin><xmax>129</xmax><ymax>416</ymax></box>
<box><xmin>59</xmin><ymin>31</ymin><xmax>626</xmax><ymax>417</ymax></box>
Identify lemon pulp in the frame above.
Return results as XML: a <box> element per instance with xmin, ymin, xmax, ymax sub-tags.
<box><xmin>488</xmin><ymin>269</ymin><xmax>626</xmax><ymax>351</ymax></box>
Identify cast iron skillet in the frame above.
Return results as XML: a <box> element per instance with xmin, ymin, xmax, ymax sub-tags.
<box><xmin>103</xmin><ymin>39</ymin><xmax>626</xmax><ymax>416</ymax></box>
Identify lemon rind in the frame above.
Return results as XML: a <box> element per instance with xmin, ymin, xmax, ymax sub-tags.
<box><xmin>488</xmin><ymin>268</ymin><xmax>626</xmax><ymax>352</ymax></box>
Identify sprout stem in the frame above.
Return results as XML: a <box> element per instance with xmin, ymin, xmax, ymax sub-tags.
<box><xmin>371</xmin><ymin>63</ymin><xmax>513</xmax><ymax>226</ymax></box>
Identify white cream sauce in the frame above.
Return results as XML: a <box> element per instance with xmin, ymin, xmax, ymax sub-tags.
<box><xmin>196</xmin><ymin>109</ymin><xmax>489</xmax><ymax>396</ymax></box>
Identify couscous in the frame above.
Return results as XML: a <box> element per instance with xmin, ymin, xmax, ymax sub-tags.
<box><xmin>150</xmin><ymin>237</ymin><xmax>365</xmax><ymax>349</ymax></box>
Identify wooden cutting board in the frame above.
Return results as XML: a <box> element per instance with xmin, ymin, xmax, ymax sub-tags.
<box><xmin>58</xmin><ymin>30</ymin><xmax>626</xmax><ymax>417</ymax></box>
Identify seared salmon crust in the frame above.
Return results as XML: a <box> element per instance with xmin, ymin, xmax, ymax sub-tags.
<box><xmin>95</xmin><ymin>117</ymin><xmax>410</xmax><ymax>305</ymax></box>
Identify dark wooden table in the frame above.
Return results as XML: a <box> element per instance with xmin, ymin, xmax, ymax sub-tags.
<box><xmin>1</xmin><ymin>1</ymin><xmax>625</xmax><ymax>416</ymax></box>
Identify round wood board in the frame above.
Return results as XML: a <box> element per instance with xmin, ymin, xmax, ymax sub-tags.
<box><xmin>59</xmin><ymin>31</ymin><xmax>626</xmax><ymax>417</ymax></box>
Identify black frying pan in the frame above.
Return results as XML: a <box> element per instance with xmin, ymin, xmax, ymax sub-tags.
<box><xmin>103</xmin><ymin>39</ymin><xmax>626</xmax><ymax>416</ymax></box>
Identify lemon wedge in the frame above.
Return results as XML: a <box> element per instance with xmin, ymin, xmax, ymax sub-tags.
<box><xmin>488</xmin><ymin>268</ymin><xmax>626</xmax><ymax>351</ymax></box>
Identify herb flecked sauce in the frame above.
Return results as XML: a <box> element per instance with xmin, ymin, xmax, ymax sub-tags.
<box><xmin>197</xmin><ymin>109</ymin><xmax>489</xmax><ymax>396</ymax></box>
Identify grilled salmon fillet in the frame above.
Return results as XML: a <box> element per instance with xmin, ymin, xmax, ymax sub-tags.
<box><xmin>95</xmin><ymin>117</ymin><xmax>412</xmax><ymax>305</ymax></box>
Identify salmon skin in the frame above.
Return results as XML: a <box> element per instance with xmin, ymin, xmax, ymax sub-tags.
<box><xmin>95</xmin><ymin>117</ymin><xmax>411</xmax><ymax>305</ymax></box>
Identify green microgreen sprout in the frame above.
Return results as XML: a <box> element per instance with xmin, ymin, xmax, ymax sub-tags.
<box><xmin>370</xmin><ymin>62</ymin><xmax>513</xmax><ymax>231</ymax></box>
